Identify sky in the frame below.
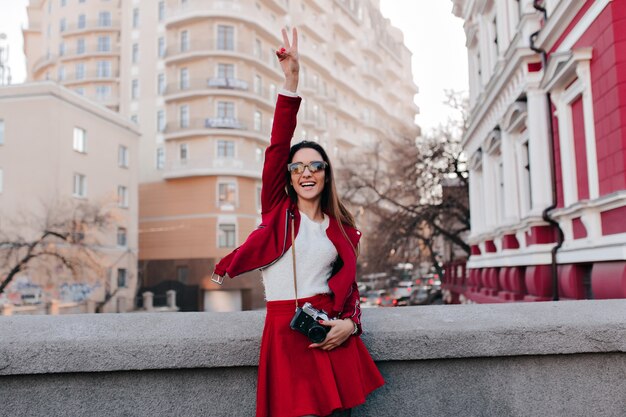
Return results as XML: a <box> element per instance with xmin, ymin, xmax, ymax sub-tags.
<box><xmin>0</xmin><ymin>0</ymin><xmax>468</xmax><ymax>132</ymax></box>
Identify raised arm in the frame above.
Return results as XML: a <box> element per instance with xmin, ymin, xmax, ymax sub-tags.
<box><xmin>261</xmin><ymin>28</ymin><xmax>301</xmax><ymax>214</ymax></box>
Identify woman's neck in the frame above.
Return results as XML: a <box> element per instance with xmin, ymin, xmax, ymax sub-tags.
<box><xmin>297</xmin><ymin>199</ymin><xmax>324</xmax><ymax>222</ymax></box>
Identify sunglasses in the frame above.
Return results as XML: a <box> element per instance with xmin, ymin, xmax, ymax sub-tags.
<box><xmin>287</xmin><ymin>161</ymin><xmax>328</xmax><ymax>175</ymax></box>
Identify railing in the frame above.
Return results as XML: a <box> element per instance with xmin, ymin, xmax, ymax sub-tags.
<box><xmin>61</xmin><ymin>70</ymin><xmax>120</xmax><ymax>83</ymax></box>
<box><xmin>63</xmin><ymin>19</ymin><xmax>121</xmax><ymax>33</ymax></box>
<box><xmin>60</xmin><ymin>45</ymin><xmax>121</xmax><ymax>58</ymax></box>
<box><xmin>164</xmin><ymin>157</ymin><xmax>263</xmax><ymax>179</ymax></box>
<box><xmin>165</xmin><ymin>78</ymin><xmax>277</xmax><ymax>105</ymax></box>
<box><xmin>164</xmin><ymin>117</ymin><xmax>270</xmax><ymax>137</ymax></box>
<box><xmin>1</xmin><ymin>300</ymin><xmax>625</xmax><ymax>416</ymax></box>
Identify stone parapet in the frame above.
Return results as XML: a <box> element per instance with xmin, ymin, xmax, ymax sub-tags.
<box><xmin>1</xmin><ymin>300</ymin><xmax>625</xmax><ymax>416</ymax></box>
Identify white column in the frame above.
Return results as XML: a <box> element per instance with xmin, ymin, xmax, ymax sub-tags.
<box><xmin>552</xmin><ymin>89</ymin><xmax>579</xmax><ymax>206</ymax></box>
<box><xmin>469</xmin><ymin>169</ymin><xmax>483</xmax><ymax>234</ymax></box>
<box><xmin>526</xmin><ymin>88</ymin><xmax>554</xmax><ymax>211</ymax></box>
<box><xmin>482</xmin><ymin>152</ymin><xmax>498</xmax><ymax>229</ymax></box>
<box><xmin>577</xmin><ymin>61</ymin><xmax>599</xmax><ymax>199</ymax></box>
<box><xmin>501</xmin><ymin>130</ymin><xmax>520</xmax><ymax>223</ymax></box>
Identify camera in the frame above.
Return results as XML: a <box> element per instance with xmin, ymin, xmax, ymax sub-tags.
<box><xmin>290</xmin><ymin>302</ymin><xmax>332</xmax><ymax>343</ymax></box>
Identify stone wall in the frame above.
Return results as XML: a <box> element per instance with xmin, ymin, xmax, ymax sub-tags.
<box><xmin>1</xmin><ymin>300</ymin><xmax>625</xmax><ymax>416</ymax></box>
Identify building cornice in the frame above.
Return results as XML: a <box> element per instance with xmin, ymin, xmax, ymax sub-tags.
<box><xmin>462</xmin><ymin>46</ymin><xmax>537</xmax><ymax>155</ymax></box>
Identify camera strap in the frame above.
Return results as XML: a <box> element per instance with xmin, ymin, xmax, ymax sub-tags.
<box><xmin>291</xmin><ymin>214</ymin><xmax>299</xmax><ymax>309</ymax></box>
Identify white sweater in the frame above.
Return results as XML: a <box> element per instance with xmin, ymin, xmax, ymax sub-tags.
<box><xmin>262</xmin><ymin>211</ymin><xmax>338</xmax><ymax>301</ymax></box>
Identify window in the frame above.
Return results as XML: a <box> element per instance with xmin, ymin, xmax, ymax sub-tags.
<box><xmin>179</xmin><ymin>143</ymin><xmax>188</xmax><ymax>162</ymax></box>
<box><xmin>61</xmin><ymin>0</ymin><xmax>66</xmax><ymax>6</ymax></box>
<box><xmin>256</xmin><ymin>184</ymin><xmax>262</xmax><ymax>212</ymax></box>
<box><xmin>156</xmin><ymin>147</ymin><xmax>165</xmax><ymax>169</ymax></box>
<box><xmin>78</xmin><ymin>14</ymin><xmax>86</xmax><ymax>29</ymax></box>
<box><xmin>218</xmin><ymin>182</ymin><xmax>237</xmax><ymax>209</ymax></box>
<box><xmin>179</xmin><ymin>68</ymin><xmax>189</xmax><ymax>90</ymax></box>
<box><xmin>157</xmin><ymin>73</ymin><xmax>165</xmax><ymax>94</ymax></box>
<box><xmin>0</xmin><ymin>120</ymin><xmax>5</xmax><ymax>145</ymax></box>
<box><xmin>96</xmin><ymin>60</ymin><xmax>111</xmax><ymax>77</ymax></box>
<box><xmin>158</xmin><ymin>37</ymin><xmax>165</xmax><ymax>57</ymax></box>
<box><xmin>157</xmin><ymin>110</ymin><xmax>165</xmax><ymax>132</ymax></box>
<box><xmin>131</xmin><ymin>43</ymin><xmax>139</xmax><ymax>63</ymax></box>
<box><xmin>176</xmin><ymin>266</ymin><xmax>189</xmax><ymax>284</ymax></box>
<box><xmin>97</xmin><ymin>35</ymin><xmax>111</xmax><ymax>52</ymax></box>
<box><xmin>57</xmin><ymin>66</ymin><xmax>65</xmax><ymax>81</ymax></box>
<box><xmin>59</xmin><ymin>42</ymin><xmax>65</xmax><ymax>56</ymax></box>
<box><xmin>179</xmin><ymin>105</ymin><xmax>189</xmax><ymax>128</ymax></box>
<box><xmin>118</xmin><ymin>145</ymin><xmax>129</xmax><ymax>167</ymax></box>
<box><xmin>131</xmin><ymin>79</ymin><xmax>139</xmax><ymax>99</ymax></box>
<box><xmin>254</xmin><ymin>38</ymin><xmax>262</xmax><ymax>59</ymax></box>
<box><xmin>117</xmin><ymin>227</ymin><xmax>127</xmax><ymax>246</ymax></box>
<box><xmin>98</xmin><ymin>11</ymin><xmax>112</xmax><ymax>27</ymax></box>
<box><xmin>77</xmin><ymin>38</ymin><xmax>85</xmax><ymax>54</ymax></box>
<box><xmin>60</xmin><ymin>18</ymin><xmax>66</xmax><ymax>32</ymax></box>
<box><xmin>79</xmin><ymin>0</ymin><xmax>85</xmax><ymax>3</ymax></box>
<box><xmin>0</xmin><ymin>168</ymin><xmax>3</xmax><ymax>194</ymax></box>
<box><xmin>73</xmin><ymin>127</ymin><xmax>87</xmax><ymax>153</ymax></box>
<box><xmin>158</xmin><ymin>1</ymin><xmax>165</xmax><ymax>21</ymax></box>
<box><xmin>96</xmin><ymin>85</ymin><xmax>111</xmax><ymax>100</ymax></box>
<box><xmin>117</xmin><ymin>268</ymin><xmax>127</xmax><ymax>288</ymax></box>
<box><xmin>255</xmin><ymin>146</ymin><xmax>263</xmax><ymax>162</ymax></box>
<box><xmin>254</xmin><ymin>111</ymin><xmax>262</xmax><ymax>131</ymax></box>
<box><xmin>217</xmin><ymin>25</ymin><xmax>234</xmax><ymax>50</ymax></box>
<box><xmin>217</xmin><ymin>101</ymin><xmax>234</xmax><ymax>119</ymax></box>
<box><xmin>218</xmin><ymin>224</ymin><xmax>236</xmax><ymax>248</ymax></box>
<box><xmin>217</xmin><ymin>182</ymin><xmax>237</xmax><ymax>210</ymax></box>
<box><xmin>522</xmin><ymin>140</ymin><xmax>532</xmax><ymax>212</ymax></box>
<box><xmin>73</xmin><ymin>173</ymin><xmax>87</xmax><ymax>197</ymax></box>
<box><xmin>130</xmin><ymin>8</ymin><xmax>138</xmax><ymax>27</ymax></box>
<box><xmin>217</xmin><ymin>63</ymin><xmax>234</xmax><ymax>79</ymax></box>
<box><xmin>75</xmin><ymin>87</ymin><xmax>85</xmax><ymax>96</ymax></box>
<box><xmin>217</xmin><ymin>140</ymin><xmax>235</xmax><ymax>158</ymax></box>
<box><xmin>269</xmin><ymin>83</ymin><xmax>276</xmax><ymax>99</ymax></box>
<box><xmin>130</xmin><ymin>114</ymin><xmax>138</xmax><ymax>124</ymax></box>
<box><xmin>117</xmin><ymin>186</ymin><xmax>129</xmax><ymax>208</ymax></box>
<box><xmin>75</xmin><ymin>63</ymin><xmax>85</xmax><ymax>79</ymax></box>
<box><xmin>254</xmin><ymin>75</ymin><xmax>262</xmax><ymax>95</ymax></box>
<box><xmin>180</xmin><ymin>30</ymin><xmax>189</xmax><ymax>52</ymax></box>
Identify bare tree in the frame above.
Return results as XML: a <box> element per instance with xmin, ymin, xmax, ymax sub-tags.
<box><xmin>0</xmin><ymin>199</ymin><xmax>115</xmax><ymax>298</ymax></box>
<box><xmin>341</xmin><ymin>91</ymin><xmax>470</xmax><ymax>276</ymax></box>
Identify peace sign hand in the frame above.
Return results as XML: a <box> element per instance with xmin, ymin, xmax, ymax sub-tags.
<box><xmin>276</xmin><ymin>27</ymin><xmax>299</xmax><ymax>92</ymax></box>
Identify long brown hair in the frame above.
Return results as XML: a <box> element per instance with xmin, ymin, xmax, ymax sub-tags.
<box><xmin>286</xmin><ymin>141</ymin><xmax>358</xmax><ymax>256</ymax></box>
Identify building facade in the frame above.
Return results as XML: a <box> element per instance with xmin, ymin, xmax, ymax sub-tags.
<box><xmin>446</xmin><ymin>0</ymin><xmax>626</xmax><ymax>303</ymax></box>
<box><xmin>0</xmin><ymin>82</ymin><xmax>140</xmax><ymax>312</ymax></box>
<box><xmin>23</xmin><ymin>0</ymin><xmax>419</xmax><ymax>311</ymax></box>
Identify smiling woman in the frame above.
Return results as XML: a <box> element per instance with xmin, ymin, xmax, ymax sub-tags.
<box><xmin>211</xmin><ymin>27</ymin><xmax>384</xmax><ymax>417</ymax></box>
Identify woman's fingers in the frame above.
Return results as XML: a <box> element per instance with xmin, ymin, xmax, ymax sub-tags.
<box><xmin>291</xmin><ymin>27</ymin><xmax>298</xmax><ymax>49</ymax></box>
<box><xmin>281</xmin><ymin>27</ymin><xmax>290</xmax><ymax>49</ymax></box>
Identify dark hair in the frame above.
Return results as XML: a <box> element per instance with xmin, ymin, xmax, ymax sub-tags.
<box><xmin>286</xmin><ymin>141</ymin><xmax>357</xmax><ymax>255</ymax></box>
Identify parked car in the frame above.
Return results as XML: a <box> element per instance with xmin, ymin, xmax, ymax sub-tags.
<box><xmin>360</xmin><ymin>290</ymin><xmax>396</xmax><ymax>307</ymax></box>
<box><xmin>390</xmin><ymin>281</ymin><xmax>421</xmax><ymax>306</ymax></box>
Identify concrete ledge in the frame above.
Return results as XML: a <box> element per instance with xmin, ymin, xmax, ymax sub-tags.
<box><xmin>2</xmin><ymin>300</ymin><xmax>626</xmax><ymax>417</ymax></box>
<box><xmin>1</xmin><ymin>299</ymin><xmax>625</xmax><ymax>376</ymax></box>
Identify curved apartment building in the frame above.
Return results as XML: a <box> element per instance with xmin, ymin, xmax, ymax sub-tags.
<box><xmin>24</xmin><ymin>0</ymin><xmax>419</xmax><ymax>311</ymax></box>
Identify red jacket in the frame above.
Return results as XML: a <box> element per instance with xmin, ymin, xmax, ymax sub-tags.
<box><xmin>213</xmin><ymin>94</ymin><xmax>363</xmax><ymax>333</ymax></box>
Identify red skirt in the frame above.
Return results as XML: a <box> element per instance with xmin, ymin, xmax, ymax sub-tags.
<box><xmin>256</xmin><ymin>294</ymin><xmax>385</xmax><ymax>417</ymax></box>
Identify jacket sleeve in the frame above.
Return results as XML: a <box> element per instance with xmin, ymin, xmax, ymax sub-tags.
<box><xmin>261</xmin><ymin>94</ymin><xmax>302</xmax><ymax>214</ymax></box>
<box><xmin>339</xmin><ymin>281</ymin><xmax>362</xmax><ymax>336</ymax></box>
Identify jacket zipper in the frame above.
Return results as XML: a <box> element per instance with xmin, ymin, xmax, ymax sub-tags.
<box><xmin>244</xmin><ymin>208</ymin><xmax>292</xmax><ymax>274</ymax></box>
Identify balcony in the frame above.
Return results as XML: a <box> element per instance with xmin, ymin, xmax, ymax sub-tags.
<box><xmin>2</xmin><ymin>300</ymin><xmax>624</xmax><ymax>416</ymax></box>
<box><xmin>62</xmin><ymin>20</ymin><xmax>121</xmax><ymax>36</ymax></box>
<box><xmin>164</xmin><ymin>117</ymin><xmax>270</xmax><ymax>141</ymax></box>
<box><xmin>163</xmin><ymin>157</ymin><xmax>262</xmax><ymax>179</ymax></box>
<box><xmin>164</xmin><ymin>78</ymin><xmax>276</xmax><ymax>110</ymax></box>
<box><xmin>61</xmin><ymin>70</ymin><xmax>120</xmax><ymax>85</ymax></box>
<box><xmin>164</xmin><ymin>41</ymin><xmax>282</xmax><ymax>78</ymax></box>
<box><xmin>164</xmin><ymin>1</ymin><xmax>281</xmax><ymax>43</ymax></box>
<box><xmin>31</xmin><ymin>54</ymin><xmax>57</xmax><ymax>74</ymax></box>
<box><xmin>60</xmin><ymin>45</ymin><xmax>121</xmax><ymax>61</ymax></box>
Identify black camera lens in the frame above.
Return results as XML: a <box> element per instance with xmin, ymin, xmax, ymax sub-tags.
<box><xmin>308</xmin><ymin>324</ymin><xmax>327</xmax><ymax>343</ymax></box>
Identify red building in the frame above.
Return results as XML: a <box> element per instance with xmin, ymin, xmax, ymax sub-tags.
<box><xmin>446</xmin><ymin>0</ymin><xmax>626</xmax><ymax>303</ymax></box>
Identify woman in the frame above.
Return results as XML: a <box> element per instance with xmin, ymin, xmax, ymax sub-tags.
<box><xmin>212</xmin><ymin>28</ymin><xmax>384</xmax><ymax>417</ymax></box>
